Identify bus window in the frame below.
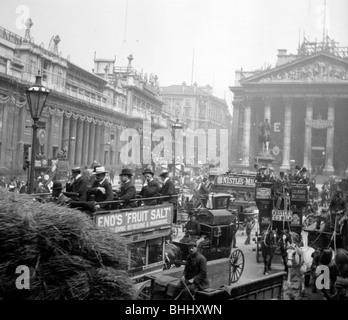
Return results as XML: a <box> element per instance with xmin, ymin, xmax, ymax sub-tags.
<box><xmin>148</xmin><ymin>238</ymin><xmax>163</xmax><ymax>265</ymax></box>
<box><xmin>129</xmin><ymin>241</ymin><xmax>146</xmax><ymax>269</ymax></box>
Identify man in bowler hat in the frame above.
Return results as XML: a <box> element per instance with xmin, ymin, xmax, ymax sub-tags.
<box><xmin>65</xmin><ymin>167</ymin><xmax>89</xmax><ymax>201</ymax></box>
<box><xmin>139</xmin><ymin>168</ymin><xmax>161</xmax><ymax>206</ymax></box>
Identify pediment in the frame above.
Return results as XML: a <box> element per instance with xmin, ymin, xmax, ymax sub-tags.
<box><xmin>241</xmin><ymin>53</ymin><xmax>348</xmax><ymax>84</ymax></box>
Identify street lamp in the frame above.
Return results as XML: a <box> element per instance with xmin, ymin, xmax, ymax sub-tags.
<box><xmin>26</xmin><ymin>72</ymin><xmax>50</xmax><ymax>194</ymax></box>
<box><xmin>171</xmin><ymin>118</ymin><xmax>183</xmax><ymax>181</ymax></box>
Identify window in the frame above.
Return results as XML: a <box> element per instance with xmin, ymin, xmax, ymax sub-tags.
<box><xmin>185</xmin><ymin>99</ymin><xmax>190</xmax><ymax>106</ymax></box>
<box><xmin>148</xmin><ymin>239</ymin><xmax>163</xmax><ymax>264</ymax></box>
<box><xmin>129</xmin><ymin>242</ymin><xmax>146</xmax><ymax>269</ymax></box>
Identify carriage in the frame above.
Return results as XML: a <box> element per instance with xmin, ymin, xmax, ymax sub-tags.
<box><xmin>254</xmin><ymin>181</ymin><xmax>308</xmax><ymax>263</ymax></box>
<box><xmin>165</xmin><ymin>193</ymin><xmax>245</xmax><ymax>282</ymax></box>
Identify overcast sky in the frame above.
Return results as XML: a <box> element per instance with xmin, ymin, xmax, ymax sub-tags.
<box><xmin>1</xmin><ymin>0</ymin><xmax>348</xmax><ymax>109</ymax></box>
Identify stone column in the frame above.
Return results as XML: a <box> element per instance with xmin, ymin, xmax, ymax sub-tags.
<box><xmin>15</xmin><ymin>104</ymin><xmax>27</xmax><ymax>172</ymax></box>
<box><xmin>323</xmin><ymin>98</ymin><xmax>335</xmax><ymax>175</ymax></box>
<box><xmin>242</xmin><ymin>98</ymin><xmax>251</xmax><ymax>167</ymax></box>
<box><xmin>281</xmin><ymin>97</ymin><xmax>293</xmax><ymax>171</ymax></box>
<box><xmin>0</xmin><ymin>103</ymin><xmax>9</xmax><ymax>167</ymax></box>
<box><xmin>231</xmin><ymin>99</ymin><xmax>241</xmax><ymax>163</ymax></box>
<box><xmin>62</xmin><ymin>116</ymin><xmax>70</xmax><ymax>154</ymax></box>
<box><xmin>46</xmin><ymin>112</ymin><xmax>55</xmax><ymax>159</ymax></box>
<box><xmin>303</xmin><ymin>97</ymin><xmax>314</xmax><ymax>171</ymax></box>
<box><xmin>88</xmin><ymin>122</ymin><xmax>95</xmax><ymax>166</ymax></box>
<box><xmin>94</xmin><ymin>123</ymin><xmax>101</xmax><ymax>164</ymax></box>
<box><xmin>69</xmin><ymin>118</ymin><xmax>77</xmax><ymax>166</ymax></box>
<box><xmin>100</xmin><ymin>125</ymin><xmax>106</xmax><ymax>165</ymax></box>
<box><xmin>81</xmin><ymin>121</ymin><xmax>90</xmax><ymax>167</ymax></box>
<box><xmin>75</xmin><ymin>118</ymin><xmax>84</xmax><ymax>166</ymax></box>
<box><xmin>263</xmin><ymin>96</ymin><xmax>272</xmax><ymax>123</ymax></box>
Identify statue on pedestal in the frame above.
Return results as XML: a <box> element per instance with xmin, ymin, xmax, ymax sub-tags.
<box><xmin>258</xmin><ymin>118</ymin><xmax>271</xmax><ymax>155</ymax></box>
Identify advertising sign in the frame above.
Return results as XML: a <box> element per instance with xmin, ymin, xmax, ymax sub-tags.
<box><xmin>272</xmin><ymin>210</ymin><xmax>293</xmax><ymax>222</ymax></box>
<box><xmin>215</xmin><ymin>174</ymin><xmax>256</xmax><ymax>187</ymax></box>
<box><xmin>255</xmin><ymin>187</ymin><xmax>272</xmax><ymax>200</ymax></box>
<box><xmin>95</xmin><ymin>204</ymin><xmax>173</xmax><ymax>234</ymax></box>
<box><xmin>290</xmin><ymin>186</ymin><xmax>308</xmax><ymax>202</ymax></box>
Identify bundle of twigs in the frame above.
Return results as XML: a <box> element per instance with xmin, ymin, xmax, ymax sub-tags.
<box><xmin>0</xmin><ymin>189</ymin><xmax>136</xmax><ymax>300</ymax></box>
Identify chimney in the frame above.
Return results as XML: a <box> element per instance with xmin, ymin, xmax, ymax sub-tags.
<box><xmin>276</xmin><ymin>49</ymin><xmax>288</xmax><ymax>67</ymax></box>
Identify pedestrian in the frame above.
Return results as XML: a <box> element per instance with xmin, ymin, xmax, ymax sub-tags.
<box><xmin>178</xmin><ymin>241</ymin><xmax>210</xmax><ymax>300</ymax></box>
<box><xmin>117</xmin><ymin>168</ymin><xmax>137</xmax><ymax>208</ymax></box>
<box><xmin>244</xmin><ymin>215</ymin><xmax>255</xmax><ymax>245</ymax></box>
<box><xmin>139</xmin><ymin>168</ymin><xmax>161</xmax><ymax>206</ymax></box>
<box><xmin>87</xmin><ymin>166</ymin><xmax>114</xmax><ymax>211</ymax></box>
<box><xmin>65</xmin><ymin>167</ymin><xmax>89</xmax><ymax>201</ymax></box>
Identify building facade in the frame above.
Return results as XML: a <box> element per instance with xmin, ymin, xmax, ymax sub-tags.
<box><xmin>230</xmin><ymin>37</ymin><xmax>348</xmax><ymax>175</ymax></box>
<box><xmin>161</xmin><ymin>82</ymin><xmax>232</xmax><ymax>168</ymax></box>
<box><xmin>0</xmin><ymin>21</ymin><xmax>171</xmax><ymax>176</ymax></box>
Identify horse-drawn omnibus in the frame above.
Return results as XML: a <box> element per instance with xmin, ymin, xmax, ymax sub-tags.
<box><xmin>254</xmin><ymin>181</ymin><xmax>308</xmax><ymax>263</ymax></box>
<box><xmin>211</xmin><ymin>172</ymin><xmax>257</xmax><ymax>228</ymax></box>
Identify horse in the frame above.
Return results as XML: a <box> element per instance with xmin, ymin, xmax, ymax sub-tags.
<box><xmin>258</xmin><ymin>123</ymin><xmax>271</xmax><ymax>155</ymax></box>
<box><xmin>279</xmin><ymin>231</ymin><xmax>300</xmax><ymax>273</ymax></box>
<box><xmin>286</xmin><ymin>243</ymin><xmax>315</xmax><ymax>297</ymax></box>
<box><xmin>164</xmin><ymin>243</ymin><xmax>183</xmax><ymax>270</ymax></box>
<box><xmin>260</xmin><ymin>229</ymin><xmax>277</xmax><ymax>275</ymax></box>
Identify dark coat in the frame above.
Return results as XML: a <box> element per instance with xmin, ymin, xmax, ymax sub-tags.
<box><xmin>160</xmin><ymin>178</ymin><xmax>177</xmax><ymax>204</ymax></box>
<box><xmin>185</xmin><ymin>219</ymin><xmax>201</xmax><ymax>236</ymax></box>
<box><xmin>66</xmin><ymin>175</ymin><xmax>89</xmax><ymax>201</ymax></box>
<box><xmin>88</xmin><ymin>178</ymin><xmax>114</xmax><ymax>205</ymax></box>
<box><xmin>119</xmin><ymin>180</ymin><xmax>137</xmax><ymax>208</ymax></box>
<box><xmin>183</xmin><ymin>251</ymin><xmax>210</xmax><ymax>290</ymax></box>
<box><xmin>140</xmin><ymin>179</ymin><xmax>161</xmax><ymax>205</ymax></box>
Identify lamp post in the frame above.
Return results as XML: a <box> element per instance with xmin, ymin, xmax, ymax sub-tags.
<box><xmin>171</xmin><ymin>118</ymin><xmax>182</xmax><ymax>181</ymax></box>
<box><xmin>25</xmin><ymin>72</ymin><xmax>50</xmax><ymax>194</ymax></box>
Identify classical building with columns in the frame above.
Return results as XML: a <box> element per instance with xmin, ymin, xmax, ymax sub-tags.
<box><xmin>0</xmin><ymin>22</ymin><xmax>171</xmax><ymax>176</ymax></box>
<box><xmin>230</xmin><ymin>37</ymin><xmax>348</xmax><ymax>175</ymax></box>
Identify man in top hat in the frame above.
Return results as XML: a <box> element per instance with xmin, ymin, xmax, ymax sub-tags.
<box><xmin>117</xmin><ymin>168</ymin><xmax>137</xmax><ymax>208</ymax></box>
<box><xmin>179</xmin><ymin>241</ymin><xmax>209</xmax><ymax>300</ymax></box>
<box><xmin>50</xmin><ymin>181</ymin><xmax>69</xmax><ymax>206</ymax></box>
<box><xmin>65</xmin><ymin>167</ymin><xmax>89</xmax><ymax>201</ymax></box>
<box><xmin>139</xmin><ymin>168</ymin><xmax>161</xmax><ymax>206</ymax></box>
<box><xmin>87</xmin><ymin>166</ymin><xmax>114</xmax><ymax>210</ymax></box>
<box><xmin>159</xmin><ymin>169</ymin><xmax>177</xmax><ymax>222</ymax></box>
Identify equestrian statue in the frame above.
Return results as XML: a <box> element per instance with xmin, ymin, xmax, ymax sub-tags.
<box><xmin>258</xmin><ymin>118</ymin><xmax>271</xmax><ymax>155</ymax></box>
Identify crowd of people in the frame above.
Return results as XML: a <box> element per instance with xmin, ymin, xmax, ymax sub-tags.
<box><xmin>45</xmin><ymin>163</ymin><xmax>179</xmax><ymax>215</ymax></box>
